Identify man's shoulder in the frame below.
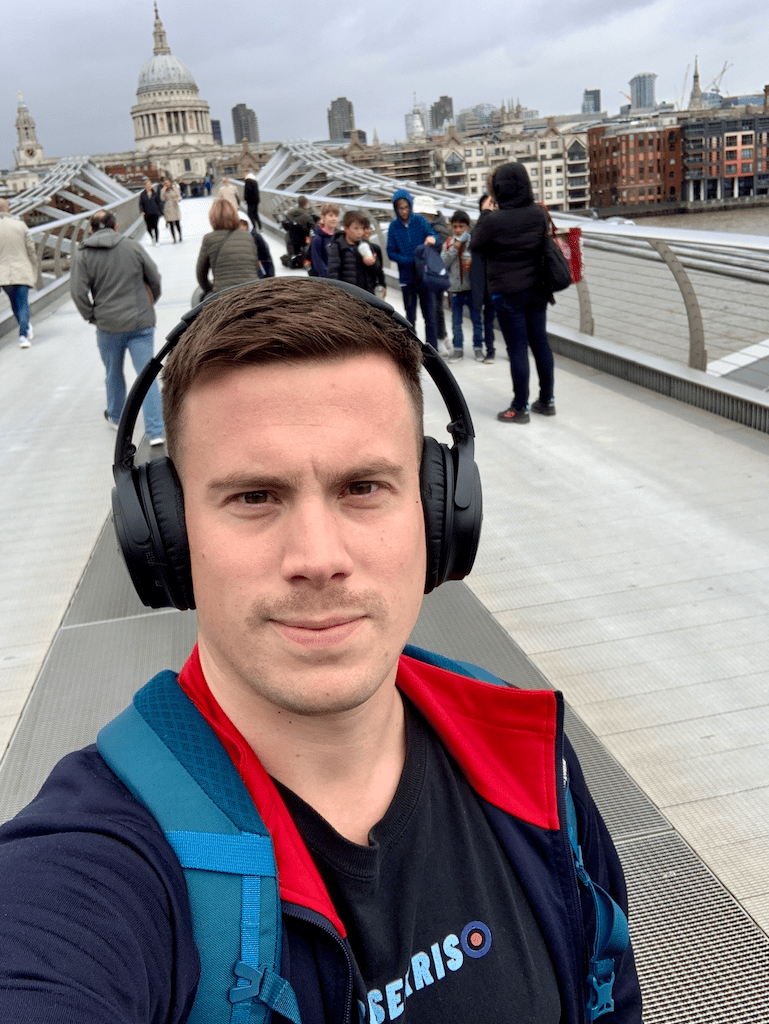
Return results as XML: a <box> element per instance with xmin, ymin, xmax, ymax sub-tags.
<box><xmin>1</xmin><ymin>745</ymin><xmax>163</xmax><ymax>844</ymax></box>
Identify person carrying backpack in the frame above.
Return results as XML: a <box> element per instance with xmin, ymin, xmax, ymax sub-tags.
<box><xmin>386</xmin><ymin>188</ymin><xmax>438</xmax><ymax>349</ymax></box>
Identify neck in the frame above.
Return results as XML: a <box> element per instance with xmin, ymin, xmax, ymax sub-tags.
<box><xmin>200</xmin><ymin>647</ymin><xmax>407</xmax><ymax>844</ymax></box>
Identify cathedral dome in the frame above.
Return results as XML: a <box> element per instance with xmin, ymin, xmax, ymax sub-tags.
<box><xmin>137</xmin><ymin>53</ymin><xmax>197</xmax><ymax>95</ymax></box>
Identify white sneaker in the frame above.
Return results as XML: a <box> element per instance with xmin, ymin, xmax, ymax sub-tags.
<box><xmin>26</xmin><ymin>324</ymin><xmax>34</xmax><ymax>341</ymax></box>
<box><xmin>19</xmin><ymin>336</ymin><xmax>31</xmax><ymax>349</ymax></box>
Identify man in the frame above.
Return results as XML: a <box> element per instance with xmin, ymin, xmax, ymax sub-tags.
<box><xmin>0</xmin><ymin>198</ymin><xmax>37</xmax><ymax>348</ymax></box>
<box><xmin>70</xmin><ymin>209</ymin><xmax>165</xmax><ymax>444</ymax></box>
<box><xmin>282</xmin><ymin>195</ymin><xmax>316</xmax><ymax>269</ymax></box>
<box><xmin>0</xmin><ymin>280</ymin><xmax>641</xmax><ymax>1022</ymax></box>
<box><xmin>309</xmin><ymin>201</ymin><xmax>340</xmax><ymax>277</ymax></box>
<box><xmin>386</xmin><ymin>189</ymin><xmax>438</xmax><ymax>349</ymax></box>
<box><xmin>139</xmin><ymin>179</ymin><xmax>164</xmax><ymax>245</ymax></box>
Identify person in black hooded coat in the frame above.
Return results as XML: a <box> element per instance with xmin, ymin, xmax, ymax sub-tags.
<box><xmin>470</xmin><ymin>163</ymin><xmax>555</xmax><ymax>423</ymax></box>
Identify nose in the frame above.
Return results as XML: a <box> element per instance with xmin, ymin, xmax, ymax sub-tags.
<box><xmin>280</xmin><ymin>499</ymin><xmax>354</xmax><ymax>588</ymax></box>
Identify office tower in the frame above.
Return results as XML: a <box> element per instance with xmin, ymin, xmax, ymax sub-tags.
<box><xmin>211</xmin><ymin>120</ymin><xmax>222</xmax><ymax>145</ymax></box>
<box><xmin>629</xmin><ymin>73</ymin><xmax>657</xmax><ymax>110</ymax></box>
<box><xmin>582</xmin><ymin>89</ymin><xmax>601</xmax><ymax>114</ymax></box>
<box><xmin>429</xmin><ymin>95</ymin><xmax>453</xmax><ymax>132</ymax></box>
<box><xmin>328</xmin><ymin>97</ymin><xmax>355</xmax><ymax>140</ymax></box>
<box><xmin>231</xmin><ymin>103</ymin><xmax>259</xmax><ymax>144</ymax></box>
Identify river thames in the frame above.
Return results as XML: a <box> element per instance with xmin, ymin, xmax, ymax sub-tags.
<box><xmin>635</xmin><ymin>205</ymin><xmax>769</xmax><ymax>236</ymax></box>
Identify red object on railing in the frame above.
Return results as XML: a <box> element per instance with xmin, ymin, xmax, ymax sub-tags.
<box><xmin>554</xmin><ymin>227</ymin><xmax>583</xmax><ymax>283</ymax></box>
<box><xmin>538</xmin><ymin>203</ymin><xmax>583</xmax><ymax>283</ymax></box>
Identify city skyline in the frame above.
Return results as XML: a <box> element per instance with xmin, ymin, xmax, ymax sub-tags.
<box><xmin>2</xmin><ymin>0</ymin><xmax>767</xmax><ymax>165</ymax></box>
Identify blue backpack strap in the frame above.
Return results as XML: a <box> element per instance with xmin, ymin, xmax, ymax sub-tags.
<box><xmin>98</xmin><ymin>671</ymin><xmax>301</xmax><ymax>1024</ymax></box>
<box><xmin>565</xmin><ymin>784</ymin><xmax>629</xmax><ymax>1020</ymax></box>
<box><xmin>403</xmin><ymin>644</ymin><xmax>630</xmax><ymax>1019</ymax></box>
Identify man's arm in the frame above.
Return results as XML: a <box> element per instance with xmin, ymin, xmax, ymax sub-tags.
<box><xmin>140</xmin><ymin>246</ymin><xmax>162</xmax><ymax>302</ymax></box>
<box><xmin>23</xmin><ymin>226</ymin><xmax>37</xmax><ymax>274</ymax></box>
<box><xmin>0</xmin><ymin>748</ymin><xmax>199</xmax><ymax>1023</ymax></box>
<box><xmin>69</xmin><ymin>250</ymin><xmax>95</xmax><ymax>323</ymax></box>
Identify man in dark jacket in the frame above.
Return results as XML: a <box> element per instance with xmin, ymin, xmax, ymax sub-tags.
<box><xmin>386</xmin><ymin>188</ymin><xmax>438</xmax><ymax>349</ymax></box>
<box><xmin>0</xmin><ymin>279</ymin><xmax>641</xmax><ymax>1023</ymax></box>
<box><xmin>282</xmin><ymin>196</ymin><xmax>316</xmax><ymax>268</ymax></box>
<box><xmin>70</xmin><ymin>209</ymin><xmax>164</xmax><ymax>443</ymax></box>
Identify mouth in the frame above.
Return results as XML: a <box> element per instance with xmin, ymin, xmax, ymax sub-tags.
<box><xmin>270</xmin><ymin>616</ymin><xmax>366</xmax><ymax>648</ymax></box>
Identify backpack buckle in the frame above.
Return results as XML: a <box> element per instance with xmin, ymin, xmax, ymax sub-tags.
<box><xmin>586</xmin><ymin>964</ymin><xmax>615</xmax><ymax>1020</ymax></box>
<box><xmin>229</xmin><ymin>961</ymin><xmax>265</xmax><ymax>1003</ymax></box>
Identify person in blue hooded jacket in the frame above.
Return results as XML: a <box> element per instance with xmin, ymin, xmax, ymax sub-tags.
<box><xmin>386</xmin><ymin>188</ymin><xmax>438</xmax><ymax>349</ymax></box>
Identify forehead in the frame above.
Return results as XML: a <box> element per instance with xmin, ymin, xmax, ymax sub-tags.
<box><xmin>177</xmin><ymin>354</ymin><xmax>422</xmax><ymax>471</ymax></box>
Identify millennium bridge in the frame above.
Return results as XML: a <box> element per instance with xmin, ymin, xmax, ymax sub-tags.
<box><xmin>1</xmin><ymin>145</ymin><xmax>768</xmax><ymax>1022</ymax></box>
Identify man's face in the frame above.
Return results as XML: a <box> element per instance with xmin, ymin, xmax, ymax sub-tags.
<box><xmin>362</xmin><ymin>227</ymin><xmax>373</xmax><ymax>242</ymax></box>
<box><xmin>395</xmin><ymin>199</ymin><xmax>410</xmax><ymax>221</ymax></box>
<box><xmin>179</xmin><ymin>354</ymin><xmax>426</xmax><ymax>719</ymax></box>
<box><xmin>144</xmin><ymin>181</ymin><xmax>152</xmax><ymax>192</ymax></box>
<box><xmin>452</xmin><ymin>220</ymin><xmax>468</xmax><ymax>237</ymax></box>
<box><xmin>344</xmin><ymin>221</ymin><xmax>364</xmax><ymax>244</ymax></box>
<box><xmin>321</xmin><ymin>211</ymin><xmax>339</xmax><ymax>232</ymax></box>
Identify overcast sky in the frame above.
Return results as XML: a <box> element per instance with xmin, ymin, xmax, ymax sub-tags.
<box><xmin>2</xmin><ymin>0</ymin><xmax>767</xmax><ymax>167</ymax></box>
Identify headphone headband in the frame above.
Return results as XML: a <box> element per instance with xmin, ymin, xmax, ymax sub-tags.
<box><xmin>112</xmin><ymin>278</ymin><xmax>482</xmax><ymax>608</ymax></box>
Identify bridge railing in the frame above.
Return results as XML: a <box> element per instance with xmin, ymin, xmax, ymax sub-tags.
<box><xmin>251</xmin><ymin>141</ymin><xmax>769</xmax><ymax>377</ymax></box>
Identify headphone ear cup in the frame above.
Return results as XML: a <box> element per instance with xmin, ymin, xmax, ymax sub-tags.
<box><xmin>420</xmin><ymin>436</ymin><xmax>453</xmax><ymax>594</ymax></box>
<box><xmin>140</xmin><ymin>457</ymin><xmax>194</xmax><ymax>610</ymax></box>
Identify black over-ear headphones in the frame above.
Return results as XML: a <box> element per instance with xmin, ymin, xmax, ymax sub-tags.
<box><xmin>112</xmin><ymin>278</ymin><xmax>482</xmax><ymax>610</ymax></box>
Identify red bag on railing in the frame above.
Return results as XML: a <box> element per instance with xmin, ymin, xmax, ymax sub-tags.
<box><xmin>554</xmin><ymin>227</ymin><xmax>583</xmax><ymax>283</ymax></box>
<box><xmin>538</xmin><ymin>204</ymin><xmax>583</xmax><ymax>283</ymax></box>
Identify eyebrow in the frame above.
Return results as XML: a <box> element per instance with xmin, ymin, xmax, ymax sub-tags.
<box><xmin>206</xmin><ymin>459</ymin><xmax>407</xmax><ymax>496</ymax></box>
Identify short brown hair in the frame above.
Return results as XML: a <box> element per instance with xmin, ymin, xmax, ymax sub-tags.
<box><xmin>320</xmin><ymin>202</ymin><xmax>340</xmax><ymax>217</ymax></box>
<box><xmin>162</xmin><ymin>279</ymin><xmax>424</xmax><ymax>462</ymax></box>
<box><xmin>208</xmin><ymin>198</ymin><xmax>240</xmax><ymax>231</ymax></box>
<box><xmin>342</xmin><ymin>210</ymin><xmax>365</xmax><ymax>230</ymax></box>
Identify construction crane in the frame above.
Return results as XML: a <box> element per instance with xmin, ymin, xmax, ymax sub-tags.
<box><xmin>677</xmin><ymin>64</ymin><xmax>691</xmax><ymax>110</ymax></box>
<box><xmin>706</xmin><ymin>61</ymin><xmax>733</xmax><ymax>97</ymax></box>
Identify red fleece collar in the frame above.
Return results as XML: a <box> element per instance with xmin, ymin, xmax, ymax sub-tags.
<box><xmin>178</xmin><ymin>645</ymin><xmax>559</xmax><ymax>935</ymax></box>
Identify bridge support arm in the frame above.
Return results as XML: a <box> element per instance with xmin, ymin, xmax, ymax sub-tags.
<box><xmin>646</xmin><ymin>238</ymin><xmax>707</xmax><ymax>371</ymax></box>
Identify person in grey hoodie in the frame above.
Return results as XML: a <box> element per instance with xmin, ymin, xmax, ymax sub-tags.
<box><xmin>70</xmin><ymin>209</ymin><xmax>165</xmax><ymax>443</ymax></box>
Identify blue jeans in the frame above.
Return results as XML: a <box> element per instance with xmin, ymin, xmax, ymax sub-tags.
<box><xmin>401</xmin><ymin>283</ymin><xmax>437</xmax><ymax>349</ymax></box>
<box><xmin>492</xmin><ymin>290</ymin><xmax>553</xmax><ymax>410</ymax></box>
<box><xmin>2</xmin><ymin>285</ymin><xmax>30</xmax><ymax>337</ymax></box>
<box><xmin>96</xmin><ymin>327</ymin><xmax>164</xmax><ymax>438</ymax></box>
<box><xmin>450</xmin><ymin>291</ymin><xmax>483</xmax><ymax>350</ymax></box>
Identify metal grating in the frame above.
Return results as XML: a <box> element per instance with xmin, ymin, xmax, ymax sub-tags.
<box><xmin>620</xmin><ymin>832</ymin><xmax>769</xmax><ymax>1023</ymax></box>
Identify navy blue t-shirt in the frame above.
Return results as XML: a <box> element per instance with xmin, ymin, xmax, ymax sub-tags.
<box><xmin>276</xmin><ymin>699</ymin><xmax>561</xmax><ymax>1024</ymax></box>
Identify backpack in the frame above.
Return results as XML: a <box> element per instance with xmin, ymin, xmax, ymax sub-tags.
<box><xmin>414</xmin><ymin>243</ymin><xmax>449</xmax><ymax>293</ymax></box>
<box><xmin>98</xmin><ymin>672</ymin><xmax>302</xmax><ymax>1024</ymax></box>
<box><xmin>97</xmin><ymin>651</ymin><xmax>628</xmax><ymax>1024</ymax></box>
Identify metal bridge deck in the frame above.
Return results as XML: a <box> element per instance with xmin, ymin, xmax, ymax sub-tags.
<box><xmin>1</xmin><ymin>197</ymin><xmax>768</xmax><ymax>1020</ymax></box>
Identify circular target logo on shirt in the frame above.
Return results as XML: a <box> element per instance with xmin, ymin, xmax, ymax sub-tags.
<box><xmin>460</xmin><ymin>920</ymin><xmax>492</xmax><ymax>959</ymax></box>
